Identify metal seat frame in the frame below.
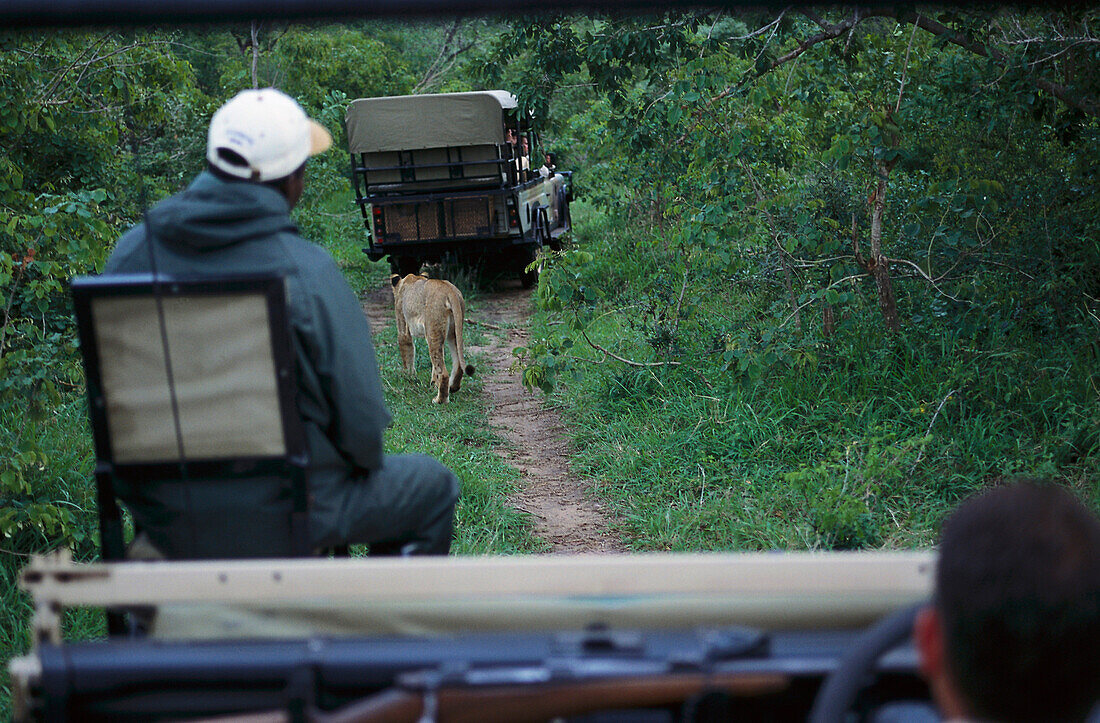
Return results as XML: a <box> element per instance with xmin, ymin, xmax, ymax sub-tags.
<box><xmin>70</xmin><ymin>273</ymin><xmax>312</xmax><ymax>564</ymax></box>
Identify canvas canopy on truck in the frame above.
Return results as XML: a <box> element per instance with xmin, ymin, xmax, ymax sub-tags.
<box><xmin>346</xmin><ymin>90</ymin><xmax>518</xmax><ymax>153</ymax></box>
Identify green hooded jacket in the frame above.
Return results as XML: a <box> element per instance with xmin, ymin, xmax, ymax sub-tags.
<box><xmin>105</xmin><ymin>171</ymin><xmax>392</xmax><ymax>550</ymax></box>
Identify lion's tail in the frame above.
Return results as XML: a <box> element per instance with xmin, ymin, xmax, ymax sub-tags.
<box><xmin>451</xmin><ymin>297</ymin><xmax>475</xmax><ymax>377</ymax></box>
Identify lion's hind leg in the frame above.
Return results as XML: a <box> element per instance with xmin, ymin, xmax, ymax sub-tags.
<box><xmin>446</xmin><ymin>317</ymin><xmax>465</xmax><ymax>393</ymax></box>
<box><xmin>397</xmin><ymin>331</ymin><xmax>416</xmax><ymax>375</ymax></box>
<box><xmin>427</xmin><ymin>324</ymin><xmax>449</xmax><ymax>404</ymax></box>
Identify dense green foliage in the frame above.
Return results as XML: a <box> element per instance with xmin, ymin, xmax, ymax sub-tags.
<box><xmin>0</xmin><ymin>22</ymin><xmax>504</xmax><ymax>713</ymax></box>
<box><xmin>529</xmin><ymin>204</ymin><xmax>1097</xmax><ymax>551</ymax></box>
<box><xmin>499</xmin><ymin>11</ymin><xmax>1099</xmax><ymax>547</ymax></box>
<box><xmin>2</xmin><ymin>10</ymin><xmax>1099</xmax><ymax>712</ymax></box>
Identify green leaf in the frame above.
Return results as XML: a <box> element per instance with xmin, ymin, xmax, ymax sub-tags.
<box><xmin>728</xmin><ymin>132</ymin><xmax>742</xmax><ymax>156</ymax></box>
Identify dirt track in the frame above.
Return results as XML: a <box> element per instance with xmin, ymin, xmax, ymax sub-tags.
<box><xmin>363</xmin><ymin>281</ymin><xmax>624</xmax><ymax>554</ymax></box>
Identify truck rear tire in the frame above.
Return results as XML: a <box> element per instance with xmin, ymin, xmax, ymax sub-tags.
<box><xmin>520</xmin><ymin>247</ymin><xmax>540</xmax><ymax>289</ymax></box>
<box><xmin>389</xmin><ymin>256</ymin><xmax>420</xmax><ymax>277</ymax></box>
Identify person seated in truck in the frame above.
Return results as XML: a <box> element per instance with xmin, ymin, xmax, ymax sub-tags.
<box><xmin>518</xmin><ymin>135</ymin><xmax>532</xmax><ymax>179</ymax></box>
<box><xmin>104</xmin><ymin>88</ymin><xmax>460</xmax><ymax>556</ymax></box>
<box><xmin>913</xmin><ymin>482</ymin><xmax>1100</xmax><ymax>722</ymax></box>
<box><xmin>504</xmin><ymin>127</ymin><xmax>524</xmax><ymax>181</ymax></box>
<box><xmin>505</xmin><ymin>127</ymin><xmax>518</xmax><ymax>160</ymax></box>
<box><xmin>539</xmin><ymin>152</ymin><xmax>556</xmax><ymax>179</ymax></box>
<box><xmin>507</xmin><ymin>131</ymin><xmax>531</xmax><ymax>181</ymax></box>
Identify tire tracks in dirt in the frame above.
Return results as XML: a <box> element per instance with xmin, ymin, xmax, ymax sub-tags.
<box><xmin>363</xmin><ymin>281</ymin><xmax>624</xmax><ymax>554</ymax></box>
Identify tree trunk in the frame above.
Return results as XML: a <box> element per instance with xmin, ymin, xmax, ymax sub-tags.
<box><xmin>781</xmin><ymin>259</ymin><xmax>802</xmax><ymax>331</ymax></box>
<box><xmin>251</xmin><ymin>21</ymin><xmax>260</xmax><ymax>88</ymax></box>
<box><xmin>822</xmin><ymin>302</ymin><xmax>835</xmax><ymax>338</ymax></box>
<box><xmin>869</xmin><ymin>161</ymin><xmax>900</xmax><ymax>333</ymax></box>
<box><xmin>655</xmin><ymin>182</ymin><xmax>664</xmax><ymax>234</ymax></box>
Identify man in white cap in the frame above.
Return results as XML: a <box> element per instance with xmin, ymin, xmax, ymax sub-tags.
<box><xmin>105</xmin><ymin>88</ymin><xmax>459</xmax><ymax>556</ymax></box>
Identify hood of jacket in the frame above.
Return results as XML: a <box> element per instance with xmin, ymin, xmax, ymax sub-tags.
<box><xmin>144</xmin><ymin>171</ymin><xmax>297</xmax><ymax>252</ymax></box>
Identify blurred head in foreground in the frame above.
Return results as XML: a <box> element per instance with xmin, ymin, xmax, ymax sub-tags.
<box><xmin>915</xmin><ymin>482</ymin><xmax>1100</xmax><ymax>722</ymax></box>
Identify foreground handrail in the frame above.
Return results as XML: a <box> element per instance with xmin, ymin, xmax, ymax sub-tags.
<box><xmin>20</xmin><ymin>550</ymin><xmax>933</xmax><ymax>642</ymax></box>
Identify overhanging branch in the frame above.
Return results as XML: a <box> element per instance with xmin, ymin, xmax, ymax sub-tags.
<box><xmin>723</xmin><ymin>7</ymin><xmax>1099</xmax><ymax>118</ymax></box>
<box><xmin>882</xmin><ymin>7</ymin><xmax>1099</xmax><ymax>117</ymax></box>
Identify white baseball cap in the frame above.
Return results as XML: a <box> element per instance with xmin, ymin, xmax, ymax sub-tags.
<box><xmin>207</xmin><ymin>88</ymin><xmax>332</xmax><ymax>182</ymax></box>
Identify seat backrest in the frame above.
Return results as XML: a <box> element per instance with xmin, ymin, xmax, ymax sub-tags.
<box><xmin>71</xmin><ymin>274</ymin><xmax>311</xmax><ymax>560</ymax></box>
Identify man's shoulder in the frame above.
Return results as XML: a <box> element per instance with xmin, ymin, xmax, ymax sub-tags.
<box><xmin>103</xmin><ymin>222</ymin><xmax>150</xmax><ymax>273</ymax></box>
<box><xmin>272</xmin><ymin>234</ymin><xmax>360</xmax><ymax>317</ymax></box>
<box><xmin>277</xmin><ymin>232</ymin><xmax>343</xmax><ymax>279</ymax></box>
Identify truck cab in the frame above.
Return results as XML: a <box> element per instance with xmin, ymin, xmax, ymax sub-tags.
<box><xmin>346</xmin><ymin>90</ymin><xmax>570</xmax><ymax>285</ymax></box>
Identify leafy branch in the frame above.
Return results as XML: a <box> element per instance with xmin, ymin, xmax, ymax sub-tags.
<box><xmin>729</xmin><ymin>7</ymin><xmax>1100</xmax><ymax>117</ymax></box>
<box><xmin>578</xmin><ymin>324</ymin><xmax>682</xmax><ymax>368</ymax></box>
<box><xmin>414</xmin><ymin>20</ymin><xmax>479</xmax><ymax>92</ymax></box>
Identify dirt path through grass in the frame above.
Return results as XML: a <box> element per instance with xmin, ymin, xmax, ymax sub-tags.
<box><xmin>363</xmin><ymin>280</ymin><xmax>625</xmax><ymax>554</ymax></box>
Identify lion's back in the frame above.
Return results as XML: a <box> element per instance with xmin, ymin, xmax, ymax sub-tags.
<box><xmin>421</xmin><ymin>279</ymin><xmax>463</xmax><ymax>316</ymax></box>
<box><xmin>397</xmin><ymin>278</ymin><xmax>464</xmax><ymax>333</ymax></box>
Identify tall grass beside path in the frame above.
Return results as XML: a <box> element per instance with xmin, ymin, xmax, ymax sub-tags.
<box><xmin>524</xmin><ymin>205</ymin><xmax>1099</xmax><ymax>552</ymax></box>
<box><xmin>0</xmin><ymin>396</ymin><xmax>105</xmax><ymax>721</ymax></box>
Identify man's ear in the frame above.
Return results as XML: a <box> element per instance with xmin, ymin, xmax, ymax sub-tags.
<box><xmin>915</xmin><ymin>602</ymin><xmax>971</xmax><ymax>719</ymax></box>
<box><xmin>914</xmin><ymin>604</ymin><xmax>945</xmax><ymax>680</ymax></box>
<box><xmin>390</xmin><ymin>274</ymin><xmax>401</xmax><ymax>287</ymax></box>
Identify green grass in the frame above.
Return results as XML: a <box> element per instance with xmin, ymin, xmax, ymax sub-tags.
<box><xmin>0</xmin><ymin>395</ymin><xmax>105</xmax><ymax>721</ymax></box>
<box><xmin>318</xmin><ymin>201</ymin><xmax>542</xmax><ymax>556</ymax></box>
<box><xmin>524</xmin><ymin>204</ymin><xmax>1100</xmax><ymax>553</ymax></box>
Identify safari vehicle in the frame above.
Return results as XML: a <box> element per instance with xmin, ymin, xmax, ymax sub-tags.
<box><xmin>347</xmin><ymin>91</ymin><xmax>571</xmax><ymax>285</ymax></box>
<box><xmin>9</xmin><ymin>551</ymin><xmax>936</xmax><ymax>722</ymax></box>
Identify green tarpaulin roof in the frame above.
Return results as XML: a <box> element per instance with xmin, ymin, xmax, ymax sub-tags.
<box><xmin>346</xmin><ymin>90</ymin><xmax>517</xmax><ymax>153</ymax></box>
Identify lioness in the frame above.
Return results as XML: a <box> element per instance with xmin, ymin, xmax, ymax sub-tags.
<box><xmin>390</xmin><ymin>273</ymin><xmax>475</xmax><ymax>404</ymax></box>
